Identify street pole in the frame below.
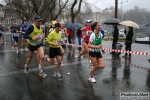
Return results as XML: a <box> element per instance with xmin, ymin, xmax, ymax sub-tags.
<box><xmin>121</xmin><ymin>0</ymin><xmax>123</xmax><ymax>21</ymax></box>
<box><xmin>121</xmin><ymin>0</ymin><xmax>128</xmax><ymax>21</ymax></box>
<box><xmin>115</xmin><ymin>0</ymin><xmax>118</xmax><ymax>18</ymax></box>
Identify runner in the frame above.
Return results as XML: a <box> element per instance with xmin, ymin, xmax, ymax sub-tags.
<box><xmin>59</xmin><ymin>21</ymin><xmax>66</xmax><ymax>66</ymax></box>
<box><xmin>20</xmin><ymin>22</ymin><xmax>28</xmax><ymax>52</ymax></box>
<box><xmin>54</xmin><ymin>21</ymin><xmax>66</xmax><ymax>66</ymax></box>
<box><xmin>0</xmin><ymin>25</ymin><xmax>4</xmax><ymax>45</ymax></box>
<box><xmin>45</xmin><ymin>23</ymin><xmax>63</xmax><ymax>77</ymax></box>
<box><xmin>88</xmin><ymin>22</ymin><xmax>105</xmax><ymax>83</ymax></box>
<box><xmin>10</xmin><ymin>23</ymin><xmax>21</xmax><ymax>55</ymax></box>
<box><xmin>23</xmin><ymin>15</ymin><xmax>47</xmax><ymax>77</ymax></box>
<box><xmin>75</xmin><ymin>20</ymin><xmax>93</xmax><ymax>68</ymax></box>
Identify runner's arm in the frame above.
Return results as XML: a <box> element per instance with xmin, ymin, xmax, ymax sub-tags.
<box><xmin>23</xmin><ymin>25</ymin><xmax>34</xmax><ymax>40</ymax></box>
<box><xmin>46</xmin><ymin>32</ymin><xmax>53</xmax><ymax>45</ymax></box>
<box><xmin>81</xmin><ymin>27</ymin><xmax>86</xmax><ymax>38</ymax></box>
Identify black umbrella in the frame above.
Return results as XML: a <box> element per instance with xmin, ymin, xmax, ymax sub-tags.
<box><xmin>103</xmin><ymin>18</ymin><xmax>120</xmax><ymax>25</ymax></box>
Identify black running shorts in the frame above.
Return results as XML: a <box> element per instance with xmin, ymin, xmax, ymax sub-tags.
<box><xmin>89</xmin><ymin>51</ymin><xmax>102</xmax><ymax>59</ymax></box>
<box><xmin>49</xmin><ymin>47</ymin><xmax>62</xmax><ymax>58</ymax></box>
<box><xmin>28</xmin><ymin>44</ymin><xmax>42</xmax><ymax>51</ymax></box>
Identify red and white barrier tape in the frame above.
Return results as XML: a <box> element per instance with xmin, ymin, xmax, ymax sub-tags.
<box><xmin>102</xmin><ymin>48</ymin><xmax>149</xmax><ymax>56</ymax></box>
<box><xmin>63</xmin><ymin>43</ymin><xmax>149</xmax><ymax>56</ymax></box>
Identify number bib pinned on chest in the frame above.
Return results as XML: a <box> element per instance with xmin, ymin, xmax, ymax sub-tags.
<box><xmin>13</xmin><ymin>33</ymin><xmax>19</xmax><ymax>37</ymax></box>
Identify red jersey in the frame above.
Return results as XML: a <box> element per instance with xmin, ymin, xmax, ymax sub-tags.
<box><xmin>84</xmin><ymin>26</ymin><xmax>92</xmax><ymax>42</ymax></box>
<box><xmin>67</xmin><ymin>28</ymin><xmax>72</xmax><ymax>36</ymax></box>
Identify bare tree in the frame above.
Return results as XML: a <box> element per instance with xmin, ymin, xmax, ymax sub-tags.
<box><xmin>124</xmin><ymin>6</ymin><xmax>150</xmax><ymax>26</ymax></box>
<box><xmin>4</xmin><ymin>0</ymin><xmax>35</xmax><ymax>22</ymax></box>
<box><xmin>48</xmin><ymin>0</ymin><xmax>69</xmax><ymax>20</ymax></box>
<box><xmin>4</xmin><ymin>0</ymin><xmax>56</xmax><ymax>23</ymax></box>
<box><xmin>70</xmin><ymin>0</ymin><xmax>83</xmax><ymax>23</ymax></box>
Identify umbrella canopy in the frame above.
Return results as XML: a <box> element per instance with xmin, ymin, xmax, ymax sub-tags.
<box><xmin>119</xmin><ymin>21</ymin><xmax>139</xmax><ymax>28</ymax></box>
<box><xmin>73</xmin><ymin>23</ymin><xmax>83</xmax><ymax>29</ymax></box>
<box><xmin>103</xmin><ymin>18</ymin><xmax>120</xmax><ymax>25</ymax></box>
<box><xmin>65</xmin><ymin>22</ymin><xmax>76</xmax><ymax>31</ymax></box>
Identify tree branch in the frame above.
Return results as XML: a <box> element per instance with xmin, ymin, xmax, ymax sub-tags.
<box><xmin>53</xmin><ymin>0</ymin><xmax>69</xmax><ymax>20</ymax></box>
<box><xmin>39</xmin><ymin>0</ymin><xmax>54</xmax><ymax>15</ymax></box>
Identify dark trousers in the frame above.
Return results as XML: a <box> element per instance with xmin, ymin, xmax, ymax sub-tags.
<box><xmin>125</xmin><ymin>42</ymin><xmax>132</xmax><ymax>56</ymax></box>
<box><xmin>77</xmin><ymin>36</ymin><xmax>81</xmax><ymax>45</ymax></box>
<box><xmin>68</xmin><ymin>36</ymin><xmax>72</xmax><ymax>44</ymax></box>
<box><xmin>112</xmin><ymin>37</ymin><xmax>118</xmax><ymax>49</ymax></box>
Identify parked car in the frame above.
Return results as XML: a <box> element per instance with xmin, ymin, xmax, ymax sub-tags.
<box><xmin>135</xmin><ymin>33</ymin><xmax>149</xmax><ymax>44</ymax></box>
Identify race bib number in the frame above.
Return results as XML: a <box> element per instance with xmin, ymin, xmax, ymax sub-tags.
<box><xmin>36</xmin><ymin>34</ymin><xmax>42</xmax><ymax>42</ymax></box>
<box><xmin>56</xmin><ymin>39</ymin><xmax>61</xmax><ymax>44</ymax></box>
<box><xmin>90</xmin><ymin>48</ymin><xmax>100</xmax><ymax>52</ymax></box>
<box><xmin>13</xmin><ymin>33</ymin><xmax>19</xmax><ymax>37</ymax></box>
<box><xmin>87</xmin><ymin>31</ymin><xmax>92</xmax><ymax>36</ymax></box>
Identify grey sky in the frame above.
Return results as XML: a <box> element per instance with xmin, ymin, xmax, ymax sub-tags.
<box><xmin>87</xmin><ymin>0</ymin><xmax>150</xmax><ymax>11</ymax></box>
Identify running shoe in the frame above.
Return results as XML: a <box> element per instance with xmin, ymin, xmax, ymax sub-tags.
<box><xmin>12</xmin><ymin>47</ymin><xmax>14</xmax><ymax>51</ymax></box>
<box><xmin>88</xmin><ymin>76</ymin><xmax>96</xmax><ymax>83</ymax></box>
<box><xmin>75</xmin><ymin>56</ymin><xmax>81</xmax><ymax>62</ymax></box>
<box><xmin>21</xmin><ymin>48</ymin><xmax>23</xmax><ymax>52</ymax></box>
<box><xmin>61</xmin><ymin>61</ymin><xmax>64</xmax><ymax>66</ymax></box>
<box><xmin>17</xmin><ymin>51</ymin><xmax>20</xmax><ymax>55</ymax></box>
<box><xmin>25</xmin><ymin>47</ymin><xmax>28</xmax><ymax>51</ymax></box>
<box><xmin>24</xmin><ymin>64</ymin><xmax>29</xmax><ymax>74</ymax></box>
<box><xmin>53</xmin><ymin>72</ymin><xmax>62</xmax><ymax>77</ymax></box>
<box><xmin>39</xmin><ymin>70</ymin><xmax>47</xmax><ymax>78</ymax></box>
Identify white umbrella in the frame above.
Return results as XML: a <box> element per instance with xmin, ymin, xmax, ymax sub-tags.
<box><xmin>119</xmin><ymin>21</ymin><xmax>139</xmax><ymax>28</ymax></box>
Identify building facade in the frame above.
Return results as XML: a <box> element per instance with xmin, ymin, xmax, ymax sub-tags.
<box><xmin>0</xmin><ymin>4</ymin><xmax>22</xmax><ymax>26</ymax></box>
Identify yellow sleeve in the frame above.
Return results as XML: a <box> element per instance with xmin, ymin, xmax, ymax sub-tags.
<box><xmin>46</xmin><ymin>32</ymin><xmax>53</xmax><ymax>45</ymax></box>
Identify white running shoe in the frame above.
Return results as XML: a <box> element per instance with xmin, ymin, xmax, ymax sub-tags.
<box><xmin>75</xmin><ymin>56</ymin><xmax>80</xmax><ymax>62</ymax></box>
<box><xmin>53</xmin><ymin>72</ymin><xmax>62</xmax><ymax>77</ymax></box>
<box><xmin>25</xmin><ymin>47</ymin><xmax>28</xmax><ymax>51</ymax></box>
<box><xmin>16</xmin><ymin>51</ymin><xmax>20</xmax><ymax>55</ymax></box>
<box><xmin>88</xmin><ymin>76</ymin><xmax>96</xmax><ymax>83</ymax></box>
<box><xmin>88</xmin><ymin>60</ymin><xmax>93</xmax><ymax>69</ymax></box>
<box><xmin>12</xmin><ymin>47</ymin><xmax>14</xmax><ymax>51</ymax></box>
<box><xmin>61</xmin><ymin>61</ymin><xmax>64</xmax><ymax>66</ymax></box>
<box><xmin>54</xmin><ymin>60</ymin><xmax>57</xmax><ymax>64</ymax></box>
<box><xmin>21</xmin><ymin>48</ymin><xmax>24</xmax><ymax>52</ymax></box>
<box><xmin>24</xmin><ymin>64</ymin><xmax>29</xmax><ymax>74</ymax></box>
<box><xmin>38</xmin><ymin>64</ymin><xmax>41</xmax><ymax>69</ymax></box>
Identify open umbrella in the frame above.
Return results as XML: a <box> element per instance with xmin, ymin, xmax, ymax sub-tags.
<box><xmin>103</xmin><ymin>18</ymin><xmax>120</xmax><ymax>25</ymax></box>
<box><xmin>73</xmin><ymin>23</ymin><xmax>83</xmax><ymax>29</ymax></box>
<box><xmin>65</xmin><ymin>22</ymin><xmax>76</xmax><ymax>31</ymax></box>
<box><xmin>119</xmin><ymin>21</ymin><xmax>139</xmax><ymax>28</ymax></box>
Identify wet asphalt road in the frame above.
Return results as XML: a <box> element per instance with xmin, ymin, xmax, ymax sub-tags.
<box><xmin>0</xmin><ymin>32</ymin><xmax>150</xmax><ymax>100</ymax></box>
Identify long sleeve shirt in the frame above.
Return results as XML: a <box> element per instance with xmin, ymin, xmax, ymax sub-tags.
<box><xmin>124</xmin><ymin>30</ymin><xmax>133</xmax><ymax>42</ymax></box>
<box><xmin>113</xmin><ymin>27</ymin><xmax>119</xmax><ymax>38</ymax></box>
<box><xmin>46</xmin><ymin>30</ymin><xmax>61</xmax><ymax>48</ymax></box>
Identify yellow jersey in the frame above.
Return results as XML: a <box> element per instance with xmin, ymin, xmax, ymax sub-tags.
<box><xmin>46</xmin><ymin>30</ymin><xmax>61</xmax><ymax>48</ymax></box>
<box><xmin>28</xmin><ymin>24</ymin><xmax>42</xmax><ymax>46</ymax></box>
